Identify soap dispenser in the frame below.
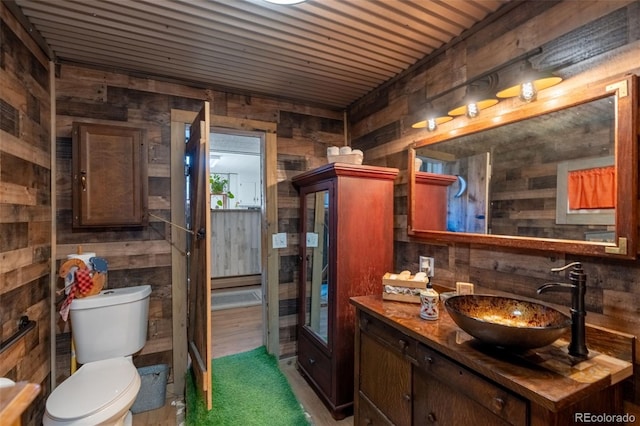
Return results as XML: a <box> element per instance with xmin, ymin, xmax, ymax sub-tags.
<box><xmin>420</xmin><ymin>280</ymin><xmax>439</xmax><ymax>320</ymax></box>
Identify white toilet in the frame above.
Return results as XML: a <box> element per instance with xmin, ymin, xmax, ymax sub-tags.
<box><xmin>44</xmin><ymin>285</ymin><xmax>152</xmax><ymax>426</ymax></box>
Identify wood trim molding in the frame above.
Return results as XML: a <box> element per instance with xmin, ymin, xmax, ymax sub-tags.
<box><xmin>171</xmin><ymin>111</ymin><xmax>280</xmax><ymax>380</ymax></box>
<box><xmin>170</xmin><ymin>109</ymin><xmax>196</xmax><ymax>396</ymax></box>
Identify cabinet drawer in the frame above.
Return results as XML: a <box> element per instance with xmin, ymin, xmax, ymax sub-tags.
<box><xmin>297</xmin><ymin>335</ymin><xmax>332</xmax><ymax>399</ymax></box>
<box><xmin>414</xmin><ymin>368</ymin><xmax>519</xmax><ymax>426</ymax></box>
<box><xmin>357</xmin><ymin>392</ymin><xmax>393</xmax><ymax>426</ymax></box>
<box><xmin>360</xmin><ymin>312</ymin><xmax>417</xmax><ymax>361</ymax></box>
<box><xmin>416</xmin><ymin>343</ymin><xmax>527</xmax><ymax>424</ymax></box>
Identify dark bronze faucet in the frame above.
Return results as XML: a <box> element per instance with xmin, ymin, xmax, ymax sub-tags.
<box><xmin>537</xmin><ymin>262</ymin><xmax>589</xmax><ymax>358</ymax></box>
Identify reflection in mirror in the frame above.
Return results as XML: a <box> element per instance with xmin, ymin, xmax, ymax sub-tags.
<box><xmin>304</xmin><ymin>190</ymin><xmax>329</xmax><ymax>343</ymax></box>
<box><xmin>414</xmin><ymin>95</ymin><xmax>616</xmax><ymax>242</ymax></box>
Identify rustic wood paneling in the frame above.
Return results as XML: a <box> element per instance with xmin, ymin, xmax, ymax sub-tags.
<box><xmin>53</xmin><ymin>67</ymin><xmax>204</xmax><ymax>383</ymax></box>
<box><xmin>13</xmin><ymin>0</ymin><xmax>639</xmax><ymax>416</ymax></box>
<box><xmin>0</xmin><ymin>4</ymin><xmax>51</xmax><ymax>425</ymax></box>
<box><xmin>54</xmin><ymin>63</ymin><xmax>343</xmax><ymax>383</ymax></box>
<box><xmin>354</xmin><ymin>1</ymin><xmax>640</xmax><ymax>411</ymax></box>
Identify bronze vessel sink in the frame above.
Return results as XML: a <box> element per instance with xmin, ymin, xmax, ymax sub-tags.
<box><xmin>444</xmin><ymin>295</ymin><xmax>571</xmax><ymax>349</ymax></box>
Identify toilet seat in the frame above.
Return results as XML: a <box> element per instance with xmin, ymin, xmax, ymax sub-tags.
<box><xmin>46</xmin><ymin>357</ymin><xmax>140</xmax><ymax>422</ymax></box>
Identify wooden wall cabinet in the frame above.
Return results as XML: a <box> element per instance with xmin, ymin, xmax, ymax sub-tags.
<box><xmin>292</xmin><ymin>163</ymin><xmax>398</xmax><ymax>419</ymax></box>
<box><xmin>72</xmin><ymin>123</ymin><xmax>148</xmax><ymax>228</ymax></box>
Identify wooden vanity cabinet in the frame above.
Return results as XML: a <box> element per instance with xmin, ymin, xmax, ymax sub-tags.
<box><xmin>356</xmin><ymin>311</ymin><xmax>527</xmax><ymax>425</ymax></box>
<box><xmin>292</xmin><ymin>163</ymin><xmax>398</xmax><ymax>420</ymax></box>
<box><xmin>354</xmin><ymin>302</ymin><xmax>628</xmax><ymax>426</ymax></box>
<box><xmin>72</xmin><ymin>122</ymin><xmax>148</xmax><ymax>228</ymax></box>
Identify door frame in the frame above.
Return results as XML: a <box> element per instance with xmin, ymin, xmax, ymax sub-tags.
<box><xmin>170</xmin><ymin>111</ymin><xmax>278</xmax><ymax>396</ymax></box>
<box><xmin>185</xmin><ymin>103</ymin><xmax>212</xmax><ymax>408</ymax></box>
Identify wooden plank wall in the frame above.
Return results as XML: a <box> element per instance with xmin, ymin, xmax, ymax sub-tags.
<box><xmin>54</xmin><ymin>64</ymin><xmax>208</xmax><ymax>387</ymax></box>
<box><xmin>349</xmin><ymin>0</ymin><xmax>640</xmax><ymax>415</ymax></box>
<box><xmin>211</xmin><ymin>210</ymin><xmax>261</xmax><ymax>277</ymax></box>
<box><xmin>54</xmin><ymin>68</ymin><xmax>344</xmax><ymax>377</ymax></box>
<box><xmin>0</xmin><ymin>3</ymin><xmax>51</xmax><ymax>425</ymax></box>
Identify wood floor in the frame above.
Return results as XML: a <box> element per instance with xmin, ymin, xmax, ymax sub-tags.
<box><xmin>133</xmin><ymin>302</ymin><xmax>353</xmax><ymax>425</ymax></box>
<box><xmin>211</xmin><ymin>304</ymin><xmax>263</xmax><ymax>358</ymax></box>
<box><xmin>281</xmin><ymin>360</ymin><xmax>354</xmax><ymax>426</ymax></box>
<box><xmin>131</xmin><ymin>395</ymin><xmax>184</xmax><ymax>426</ymax></box>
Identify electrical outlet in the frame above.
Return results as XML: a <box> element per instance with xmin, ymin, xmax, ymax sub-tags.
<box><xmin>419</xmin><ymin>256</ymin><xmax>435</xmax><ymax>277</ymax></box>
<box><xmin>456</xmin><ymin>282</ymin><xmax>475</xmax><ymax>295</ymax></box>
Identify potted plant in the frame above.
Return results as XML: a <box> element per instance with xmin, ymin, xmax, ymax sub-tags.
<box><xmin>209</xmin><ymin>174</ymin><xmax>235</xmax><ymax>208</ymax></box>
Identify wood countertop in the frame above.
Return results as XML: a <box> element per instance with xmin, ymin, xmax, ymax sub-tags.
<box><xmin>0</xmin><ymin>381</ymin><xmax>41</xmax><ymax>426</ymax></box>
<box><xmin>350</xmin><ymin>294</ymin><xmax>633</xmax><ymax>413</ymax></box>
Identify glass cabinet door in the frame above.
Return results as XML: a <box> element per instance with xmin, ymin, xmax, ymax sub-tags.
<box><xmin>302</xmin><ymin>190</ymin><xmax>330</xmax><ymax>344</ymax></box>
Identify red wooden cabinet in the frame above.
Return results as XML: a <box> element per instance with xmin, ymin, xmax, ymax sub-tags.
<box><xmin>413</xmin><ymin>172</ymin><xmax>457</xmax><ymax>231</ymax></box>
<box><xmin>292</xmin><ymin>163</ymin><xmax>398</xmax><ymax>419</ymax></box>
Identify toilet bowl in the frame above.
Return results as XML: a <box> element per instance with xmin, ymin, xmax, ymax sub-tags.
<box><xmin>44</xmin><ymin>285</ymin><xmax>151</xmax><ymax>425</ymax></box>
<box><xmin>43</xmin><ymin>357</ymin><xmax>141</xmax><ymax>426</ymax></box>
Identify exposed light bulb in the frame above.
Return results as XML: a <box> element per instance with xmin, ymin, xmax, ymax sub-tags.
<box><xmin>427</xmin><ymin>118</ymin><xmax>438</xmax><ymax>132</ymax></box>
<box><xmin>466</xmin><ymin>102</ymin><xmax>479</xmax><ymax>118</ymax></box>
<box><xmin>520</xmin><ymin>81</ymin><xmax>538</xmax><ymax>102</ymax></box>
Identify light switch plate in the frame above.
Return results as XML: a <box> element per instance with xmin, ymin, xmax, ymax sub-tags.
<box><xmin>306</xmin><ymin>232</ymin><xmax>318</xmax><ymax>248</ymax></box>
<box><xmin>272</xmin><ymin>232</ymin><xmax>287</xmax><ymax>249</ymax></box>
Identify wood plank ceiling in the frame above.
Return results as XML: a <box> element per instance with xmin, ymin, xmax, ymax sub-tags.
<box><xmin>12</xmin><ymin>0</ymin><xmax>509</xmax><ymax>109</ymax></box>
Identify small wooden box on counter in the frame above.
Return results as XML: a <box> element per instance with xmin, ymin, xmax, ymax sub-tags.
<box><xmin>381</xmin><ymin>272</ymin><xmax>428</xmax><ymax>303</ymax></box>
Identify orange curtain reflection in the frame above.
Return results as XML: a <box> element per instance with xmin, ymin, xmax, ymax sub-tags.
<box><xmin>568</xmin><ymin>166</ymin><xmax>615</xmax><ymax>209</ymax></box>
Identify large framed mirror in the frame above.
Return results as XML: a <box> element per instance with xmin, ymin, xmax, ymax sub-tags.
<box><xmin>408</xmin><ymin>75</ymin><xmax>637</xmax><ymax>259</ymax></box>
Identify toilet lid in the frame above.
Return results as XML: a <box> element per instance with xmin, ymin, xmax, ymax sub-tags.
<box><xmin>46</xmin><ymin>358</ymin><xmax>139</xmax><ymax>421</ymax></box>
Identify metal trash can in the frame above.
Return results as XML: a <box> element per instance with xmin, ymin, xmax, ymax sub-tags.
<box><xmin>131</xmin><ymin>364</ymin><xmax>169</xmax><ymax>414</ymax></box>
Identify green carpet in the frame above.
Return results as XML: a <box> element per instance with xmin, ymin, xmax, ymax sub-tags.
<box><xmin>186</xmin><ymin>346</ymin><xmax>310</xmax><ymax>425</ymax></box>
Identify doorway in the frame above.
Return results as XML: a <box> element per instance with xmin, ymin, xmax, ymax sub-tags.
<box><xmin>171</xmin><ymin>110</ymin><xmax>279</xmax><ymax>397</ymax></box>
<box><xmin>209</xmin><ymin>129</ymin><xmax>266</xmax><ymax>358</ymax></box>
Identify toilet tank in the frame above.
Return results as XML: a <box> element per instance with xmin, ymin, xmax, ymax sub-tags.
<box><xmin>70</xmin><ymin>285</ymin><xmax>151</xmax><ymax>364</ymax></box>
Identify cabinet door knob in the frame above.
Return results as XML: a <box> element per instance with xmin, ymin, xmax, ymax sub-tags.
<box><xmin>398</xmin><ymin>339</ymin><xmax>408</xmax><ymax>350</ymax></box>
<box><xmin>493</xmin><ymin>397</ymin><xmax>505</xmax><ymax>411</ymax></box>
<box><xmin>427</xmin><ymin>412</ymin><xmax>437</xmax><ymax>423</ymax></box>
<box><xmin>308</xmin><ymin>358</ymin><xmax>316</xmax><ymax>365</ymax></box>
<box><xmin>80</xmin><ymin>171</ymin><xmax>87</xmax><ymax>191</ymax></box>
<box><xmin>403</xmin><ymin>393</ymin><xmax>411</xmax><ymax>402</ymax></box>
<box><xmin>425</xmin><ymin>355</ymin><xmax>434</xmax><ymax>365</ymax></box>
